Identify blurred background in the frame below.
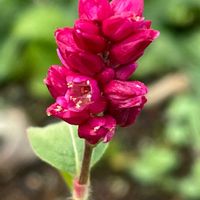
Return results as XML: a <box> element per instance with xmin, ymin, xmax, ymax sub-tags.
<box><xmin>0</xmin><ymin>0</ymin><xmax>200</xmax><ymax>199</ymax></box>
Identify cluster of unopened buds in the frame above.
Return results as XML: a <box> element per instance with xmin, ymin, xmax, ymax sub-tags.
<box><xmin>45</xmin><ymin>0</ymin><xmax>159</xmax><ymax>145</ymax></box>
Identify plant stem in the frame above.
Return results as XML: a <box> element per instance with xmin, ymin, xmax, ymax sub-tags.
<box><xmin>72</xmin><ymin>142</ymin><xmax>93</xmax><ymax>200</ymax></box>
<box><xmin>79</xmin><ymin>141</ymin><xmax>93</xmax><ymax>185</ymax></box>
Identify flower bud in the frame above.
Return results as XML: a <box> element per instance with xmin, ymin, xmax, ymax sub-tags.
<box><xmin>97</xmin><ymin>68</ymin><xmax>115</xmax><ymax>85</ymax></box>
<box><xmin>55</xmin><ymin>28</ymin><xmax>78</xmax><ymax>54</ymax></box>
<box><xmin>44</xmin><ymin>65</ymin><xmax>69</xmax><ymax>99</ymax></box>
<box><xmin>55</xmin><ymin>28</ymin><xmax>105</xmax><ymax>76</ymax></box>
<box><xmin>108</xmin><ymin>97</ymin><xmax>147</xmax><ymax>127</ymax></box>
<box><xmin>104</xmin><ymin>80</ymin><xmax>148</xmax><ymax>108</ymax></box>
<box><xmin>78</xmin><ymin>116</ymin><xmax>116</xmax><ymax>144</ymax></box>
<box><xmin>79</xmin><ymin>0</ymin><xmax>112</xmax><ymax>21</ymax></box>
<box><xmin>111</xmin><ymin>0</ymin><xmax>144</xmax><ymax>17</ymax></box>
<box><xmin>110</xmin><ymin>29</ymin><xmax>160</xmax><ymax>65</ymax></box>
<box><xmin>74</xmin><ymin>20</ymin><xmax>106</xmax><ymax>53</ymax></box>
<box><xmin>115</xmin><ymin>63</ymin><xmax>137</xmax><ymax>80</ymax></box>
<box><xmin>67</xmin><ymin>52</ymin><xmax>105</xmax><ymax>76</ymax></box>
<box><xmin>103</xmin><ymin>15</ymin><xmax>151</xmax><ymax>41</ymax></box>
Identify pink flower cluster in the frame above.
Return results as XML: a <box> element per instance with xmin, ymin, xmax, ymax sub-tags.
<box><xmin>45</xmin><ymin>0</ymin><xmax>159</xmax><ymax>145</ymax></box>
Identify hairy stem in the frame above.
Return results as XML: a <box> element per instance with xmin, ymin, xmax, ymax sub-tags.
<box><xmin>72</xmin><ymin>141</ymin><xmax>93</xmax><ymax>200</ymax></box>
<box><xmin>79</xmin><ymin>142</ymin><xmax>93</xmax><ymax>185</ymax></box>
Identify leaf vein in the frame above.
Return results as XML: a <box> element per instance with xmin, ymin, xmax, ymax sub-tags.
<box><xmin>68</xmin><ymin>124</ymin><xmax>80</xmax><ymax>174</ymax></box>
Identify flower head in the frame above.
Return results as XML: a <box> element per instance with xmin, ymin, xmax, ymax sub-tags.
<box><xmin>45</xmin><ymin>0</ymin><xmax>159</xmax><ymax>144</ymax></box>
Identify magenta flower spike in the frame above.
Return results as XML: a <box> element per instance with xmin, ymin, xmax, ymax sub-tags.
<box><xmin>78</xmin><ymin>116</ymin><xmax>116</xmax><ymax>144</ymax></box>
<box><xmin>45</xmin><ymin>0</ymin><xmax>159</xmax><ymax>145</ymax></box>
<box><xmin>41</xmin><ymin>1</ymin><xmax>160</xmax><ymax>197</ymax></box>
<box><xmin>32</xmin><ymin>1</ymin><xmax>163</xmax><ymax>199</ymax></box>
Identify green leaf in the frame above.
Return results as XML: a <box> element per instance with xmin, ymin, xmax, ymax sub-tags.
<box><xmin>60</xmin><ymin>171</ymin><xmax>73</xmax><ymax>190</ymax></box>
<box><xmin>28</xmin><ymin>122</ymin><xmax>108</xmax><ymax>176</ymax></box>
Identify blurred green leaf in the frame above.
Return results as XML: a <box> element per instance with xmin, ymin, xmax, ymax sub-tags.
<box><xmin>165</xmin><ymin>95</ymin><xmax>200</xmax><ymax>148</ymax></box>
<box><xmin>0</xmin><ymin>4</ymin><xmax>74</xmax><ymax>84</ymax></box>
<box><xmin>129</xmin><ymin>145</ymin><xmax>178</xmax><ymax>184</ymax></box>
<box><xmin>182</xmin><ymin>29</ymin><xmax>200</xmax><ymax>66</ymax></box>
<box><xmin>0</xmin><ymin>37</ymin><xmax>20</xmax><ymax>82</ymax></box>
<box><xmin>13</xmin><ymin>5</ymin><xmax>74</xmax><ymax>41</ymax></box>
<box><xmin>135</xmin><ymin>32</ymin><xmax>183</xmax><ymax>78</ymax></box>
<box><xmin>179</xmin><ymin>160</ymin><xmax>200</xmax><ymax>199</ymax></box>
<box><xmin>23</xmin><ymin>42</ymin><xmax>60</xmax><ymax>98</ymax></box>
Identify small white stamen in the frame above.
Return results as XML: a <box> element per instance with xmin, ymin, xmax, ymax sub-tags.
<box><xmin>71</xmin><ymin>97</ymin><xmax>77</xmax><ymax>102</ymax></box>
<box><xmin>87</xmin><ymin>94</ymin><xmax>92</xmax><ymax>99</ymax></box>
<box><xmin>94</xmin><ymin>126</ymin><xmax>101</xmax><ymax>132</ymax></box>
<box><xmin>55</xmin><ymin>105</ymin><xmax>62</xmax><ymax>112</ymax></box>
<box><xmin>76</xmin><ymin>100</ymin><xmax>83</xmax><ymax>108</ymax></box>
<box><xmin>136</xmin><ymin>84</ymin><xmax>141</xmax><ymax>88</ymax></box>
<box><xmin>47</xmin><ymin>112</ymin><xmax>51</xmax><ymax>116</ymax></box>
<box><xmin>86</xmin><ymin>80</ymin><xmax>90</xmax><ymax>85</ymax></box>
<box><xmin>67</xmin><ymin>82</ymin><xmax>73</xmax><ymax>88</ymax></box>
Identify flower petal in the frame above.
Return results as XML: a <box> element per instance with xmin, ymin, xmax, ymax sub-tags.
<box><xmin>103</xmin><ymin>16</ymin><xmax>151</xmax><ymax>41</ymax></box>
<box><xmin>55</xmin><ymin>27</ymin><xmax>105</xmax><ymax>76</ymax></box>
<box><xmin>67</xmin><ymin>52</ymin><xmax>105</xmax><ymax>76</ymax></box>
<box><xmin>74</xmin><ymin>19</ymin><xmax>106</xmax><ymax>53</ymax></box>
<box><xmin>110</xmin><ymin>29</ymin><xmax>160</xmax><ymax>65</ymax></box>
<box><xmin>97</xmin><ymin>68</ymin><xmax>115</xmax><ymax>85</ymax></box>
<box><xmin>115</xmin><ymin>63</ymin><xmax>138</xmax><ymax>80</ymax></box>
<box><xmin>55</xmin><ymin>28</ymin><xmax>78</xmax><ymax>53</ymax></box>
<box><xmin>78</xmin><ymin>116</ymin><xmax>116</xmax><ymax>144</ymax></box>
<box><xmin>111</xmin><ymin>0</ymin><xmax>144</xmax><ymax>17</ymax></box>
<box><xmin>108</xmin><ymin>97</ymin><xmax>147</xmax><ymax>127</ymax></box>
<box><xmin>79</xmin><ymin>0</ymin><xmax>112</xmax><ymax>21</ymax></box>
<box><xmin>47</xmin><ymin>102</ymin><xmax>90</xmax><ymax>125</ymax></box>
<box><xmin>104</xmin><ymin>80</ymin><xmax>148</xmax><ymax>109</ymax></box>
<box><xmin>44</xmin><ymin>65</ymin><xmax>69</xmax><ymax>99</ymax></box>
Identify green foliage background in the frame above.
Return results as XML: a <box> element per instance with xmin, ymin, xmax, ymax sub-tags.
<box><xmin>0</xmin><ymin>0</ymin><xmax>200</xmax><ymax>199</ymax></box>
